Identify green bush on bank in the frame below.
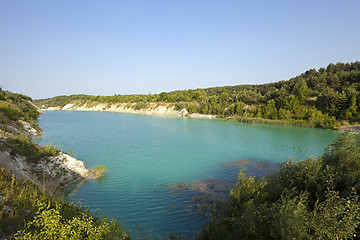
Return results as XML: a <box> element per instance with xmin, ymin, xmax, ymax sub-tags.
<box><xmin>199</xmin><ymin>132</ymin><xmax>360</xmax><ymax>240</ymax></box>
<box><xmin>0</xmin><ymin>89</ymin><xmax>40</xmax><ymax>131</ymax></box>
<box><xmin>5</xmin><ymin>134</ymin><xmax>60</xmax><ymax>164</ymax></box>
<box><xmin>15</xmin><ymin>202</ymin><xmax>127</xmax><ymax>240</ymax></box>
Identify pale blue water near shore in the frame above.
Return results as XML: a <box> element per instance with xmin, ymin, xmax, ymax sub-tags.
<box><xmin>37</xmin><ymin>111</ymin><xmax>340</xmax><ymax>238</ymax></box>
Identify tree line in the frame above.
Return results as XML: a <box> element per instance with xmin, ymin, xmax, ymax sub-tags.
<box><xmin>35</xmin><ymin>61</ymin><xmax>360</xmax><ymax>129</ymax></box>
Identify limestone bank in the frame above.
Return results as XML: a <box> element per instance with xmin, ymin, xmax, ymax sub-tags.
<box><xmin>41</xmin><ymin>101</ymin><xmax>216</xmax><ymax>119</ymax></box>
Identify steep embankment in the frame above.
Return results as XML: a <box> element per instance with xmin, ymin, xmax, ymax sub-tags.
<box><xmin>41</xmin><ymin>101</ymin><xmax>216</xmax><ymax>119</ymax></box>
<box><xmin>0</xmin><ymin>142</ymin><xmax>89</xmax><ymax>193</ymax></box>
<box><xmin>0</xmin><ymin>89</ymin><xmax>91</xmax><ymax>194</ymax></box>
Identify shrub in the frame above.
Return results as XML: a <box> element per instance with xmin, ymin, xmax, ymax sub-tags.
<box><xmin>8</xmin><ymin>135</ymin><xmax>60</xmax><ymax>163</ymax></box>
<box><xmin>15</xmin><ymin>203</ymin><xmax>128</xmax><ymax>240</ymax></box>
<box><xmin>0</xmin><ymin>168</ymin><xmax>130</xmax><ymax>239</ymax></box>
<box><xmin>309</xmin><ymin>188</ymin><xmax>360</xmax><ymax>240</ymax></box>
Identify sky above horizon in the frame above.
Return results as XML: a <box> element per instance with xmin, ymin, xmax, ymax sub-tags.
<box><xmin>1</xmin><ymin>0</ymin><xmax>360</xmax><ymax>99</ymax></box>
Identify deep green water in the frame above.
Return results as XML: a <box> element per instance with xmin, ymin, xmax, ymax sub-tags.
<box><xmin>37</xmin><ymin>111</ymin><xmax>340</xmax><ymax>238</ymax></box>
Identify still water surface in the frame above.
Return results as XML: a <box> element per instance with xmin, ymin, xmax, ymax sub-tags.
<box><xmin>37</xmin><ymin>111</ymin><xmax>340</xmax><ymax>238</ymax></box>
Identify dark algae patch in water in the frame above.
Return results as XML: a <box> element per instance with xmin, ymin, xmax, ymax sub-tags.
<box><xmin>222</xmin><ymin>158</ymin><xmax>254</xmax><ymax>166</ymax></box>
<box><xmin>163</xmin><ymin>158</ymin><xmax>282</xmax><ymax>224</ymax></box>
<box><xmin>223</xmin><ymin>158</ymin><xmax>281</xmax><ymax>177</ymax></box>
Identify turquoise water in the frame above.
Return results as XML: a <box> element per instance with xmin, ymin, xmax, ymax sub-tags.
<box><xmin>37</xmin><ymin>111</ymin><xmax>340</xmax><ymax>238</ymax></box>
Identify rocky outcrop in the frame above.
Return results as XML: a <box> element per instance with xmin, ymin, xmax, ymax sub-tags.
<box><xmin>0</xmin><ymin>149</ymin><xmax>89</xmax><ymax>194</ymax></box>
<box><xmin>19</xmin><ymin>120</ymin><xmax>40</xmax><ymax>135</ymax></box>
<box><xmin>340</xmin><ymin>125</ymin><xmax>360</xmax><ymax>133</ymax></box>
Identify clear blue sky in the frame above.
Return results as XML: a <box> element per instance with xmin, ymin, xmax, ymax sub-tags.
<box><xmin>1</xmin><ymin>0</ymin><xmax>360</xmax><ymax>99</ymax></box>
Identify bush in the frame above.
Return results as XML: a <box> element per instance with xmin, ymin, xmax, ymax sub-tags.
<box><xmin>8</xmin><ymin>135</ymin><xmax>60</xmax><ymax>163</ymax></box>
<box><xmin>0</xmin><ymin>168</ymin><xmax>130</xmax><ymax>240</ymax></box>
<box><xmin>15</xmin><ymin>202</ymin><xmax>128</xmax><ymax>240</ymax></box>
<box><xmin>0</xmin><ymin>103</ymin><xmax>22</xmax><ymax>121</ymax></box>
<box><xmin>309</xmin><ymin>188</ymin><xmax>360</xmax><ymax>240</ymax></box>
<box><xmin>322</xmin><ymin>133</ymin><xmax>360</xmax><ymax>196</ymax></box>
<box><xmin>133</xmin><ymin>101</ymin><xmax>147</xmax><ymax>110</ymax></box>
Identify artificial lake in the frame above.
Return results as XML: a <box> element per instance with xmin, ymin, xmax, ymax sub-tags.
<box><xmin>36</xmin><ymin>110</ymin><xmax>341</xmax><ymax>238</ymax></box>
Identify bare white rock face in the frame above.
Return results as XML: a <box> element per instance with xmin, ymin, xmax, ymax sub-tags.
<box><xmin>19</xmin><ymin>120</ymin><xmax>39</xmax><ymax>135</ymax></box>
<box><xmin>39</xmin><ymin>153</ymin><xmax>89</xmax><ymax>179</ymax></box>
<box><xmin>0</xmin><ymin>148</ymin><xmax>90</xmax><ymax>194</ymax></box>
<box><xmin>43</xmin><ymin>102</ymin><xmax>216</xmax><ymax>119</ymax></box>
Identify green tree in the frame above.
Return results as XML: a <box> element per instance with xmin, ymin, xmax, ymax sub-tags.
<box><xmin>263</xmin><ymin>99</ymin><xmax>277</xmax><ymax>119</ymax></box>
<box><xmin>284</xmin><ymin>95</ymin><xmax>300</xmax><ymax>113</ymax></box>
<box><xmin>293</xmin><ymin>79</ymin><xmax>309</xmax><ymax>103</ymax></box>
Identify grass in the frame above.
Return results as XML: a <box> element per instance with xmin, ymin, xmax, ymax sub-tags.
<box><xmin>89</xmin><ymin>165</ymin><xmax>108</xmax><ymax>179</ymax></box>
<box><xmin>228</xmin><ymin>116</ymin><xmax>339</xmax><ymax>129</ymax></box>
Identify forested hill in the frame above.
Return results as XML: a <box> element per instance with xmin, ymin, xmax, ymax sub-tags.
<box><xmin>35</xmin><ymin>61</ymin><xmax>360</xmax><ymax>129</ymax></box>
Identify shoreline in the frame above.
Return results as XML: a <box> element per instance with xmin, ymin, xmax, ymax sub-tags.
<box><xmin>340</xmin><ymin>125</ymin><xmax>360</xmax><ymax>133</ymax></box>
<box><xmin>42</xmin><ymin>105</ymin><xmax>344</xmax><ymax>130</ymax></box>
<box><xmin>39</xmin><ymin>102</ymin><xmax>353</xmax><ymax>131</ymax></box>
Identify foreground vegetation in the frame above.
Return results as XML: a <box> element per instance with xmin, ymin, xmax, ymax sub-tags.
<box><xmin>0</xmin><ymin>168</ymin><xmax>129</xmax><ymax>239</ymax></box>
<box><xmin>199</xmin><ymin>132</ymin><xmax>360</xmax><ymax>240</ymax></box>
<box><xmin>35</xmin><ymin>61</ymin><xmax>360</xmax><ymax>129</ymax></box>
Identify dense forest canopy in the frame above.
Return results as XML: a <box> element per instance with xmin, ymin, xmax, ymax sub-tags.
<box><xmin>35</xmin><ymin>61</ymin><xmax>360</xmax><ymax>129</ymax></box>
